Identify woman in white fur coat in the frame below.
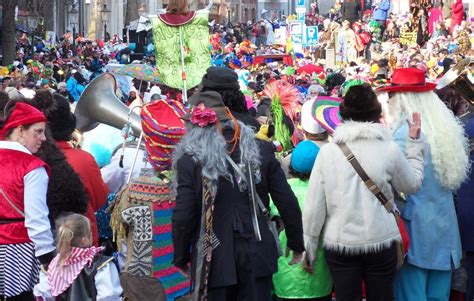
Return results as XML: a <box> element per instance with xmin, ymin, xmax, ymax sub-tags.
<box><xmin>303</xmin><ymin>84</ymin><xmax>425</xmax><ymax>301</ymax></box>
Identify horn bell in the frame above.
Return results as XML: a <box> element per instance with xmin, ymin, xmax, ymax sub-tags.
<box><xmin>436</xmin><ymin>57</ymin><xmax>474</xmax><ymax>105</ymax></box>
<box><xmin>74</xmin><ymin>73</ymin><xmax>142</xmax><ymax>136</ymax></box>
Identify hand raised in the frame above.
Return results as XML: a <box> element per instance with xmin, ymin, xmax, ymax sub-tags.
<box><xmin>408</xmin><ymin>112</ymin><xmax>421</xmax><ymax>140</ymax></box>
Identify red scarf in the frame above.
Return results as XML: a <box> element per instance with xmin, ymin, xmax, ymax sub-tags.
<box><xmin>48</xmin><ymin>246</ymin><xmax>104</xmax><ymax>297</ymax></box>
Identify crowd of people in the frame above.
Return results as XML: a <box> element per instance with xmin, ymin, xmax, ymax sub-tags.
<box><xmin>0</xmin><ymin>0</ymin><xmax>473</xmax><ymax>300</ymax></box>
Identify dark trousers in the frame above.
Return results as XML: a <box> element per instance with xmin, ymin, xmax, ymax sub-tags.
<box><xmin>0</xmin><ymin>291</ymin><xmax>35</xmax><ymax>301</ymax></box>
<box><xmin>467</xmin><ymin>252</ymin><xmax>474</xmax><ymax>301</ymax></box>
<box><xmin>377</xmin><ymin>20</ymin><xmax>387</xmax><ymax>36</ymax></box>
<box><xmin>325</xmin><ymin>244</ymin><xmax>397</xmax><ymax>301</ymax></box>
<box><xmin>207</xmin><ymin>236</ymin><xmax>272</xmax><ymax>301</ymax></box>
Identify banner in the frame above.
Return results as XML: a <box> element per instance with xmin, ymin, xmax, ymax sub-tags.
<box><xmin>45</xmin><ymin>31</ymin><xmax>56</xmax><ymax>47</ymax></box>
<box><xmin>275</xmin><ymin>27</ymin><xmax>287</xmax><ymax>45</ymax></box>
<box><xmin>399</xmin><ymin>31</ymin><xmax>417</xmax><ymax>47</ymax></box>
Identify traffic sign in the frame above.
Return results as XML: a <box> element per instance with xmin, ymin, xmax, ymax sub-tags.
<box><xmin>289</xmin><ymin>21</ymin><xmax>304</xmax><ymax>46</ymax></box>
<box><xmin>297</xmin><ymin>12</ymin><xmax>305</xmax><ymax>21</ymax></box>
<box><xmin>306</xmin><ymin>26</ymin><xmax>318</xmax><ymax>46</ymax></box>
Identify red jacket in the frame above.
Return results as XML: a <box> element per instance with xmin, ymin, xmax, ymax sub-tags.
<box><xmin>0</xmin><ymin>149</ymin><xmax>47</xmax><ymax>244</ymax></box>
<box><xmin>57</xmin><ymin>141</ymin><xmax>108</xmax><ymax>246</ymax></box>
<box><xmin>451</xmin><ymin>0</ymin><xmax>464</xmax><ymax>32</ymax></box>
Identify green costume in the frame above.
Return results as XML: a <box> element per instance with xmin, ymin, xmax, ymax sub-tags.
<box><xmin>271</xmin><ymin>178</ymin><xmax>333</xmax><ymax>299</ymax></box>
<box><xmin>150</xmin><ymin>10</ymin><xmax>211</xmax><ymax>90</ymax></box>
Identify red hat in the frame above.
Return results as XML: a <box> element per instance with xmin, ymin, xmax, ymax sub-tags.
<box><xmin>0</xmin><ymin>102</ymin><xmax>47</xmax><ymax>139</ymax></box>
<box><xmin>376</xmin><ymin>68</ymin><xmax>437</xmax><ymax>93</ymax></box>
<box><xmin>141</xmin><ymin>99</ymin><xmax>186</xmax><ymax>171</ymax></box>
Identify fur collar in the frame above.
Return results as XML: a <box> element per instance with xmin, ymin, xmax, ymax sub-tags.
<box><xmin>332</xmin><ymin>121</ymin><xmax>392</xmax><ymax>143</ymax></box>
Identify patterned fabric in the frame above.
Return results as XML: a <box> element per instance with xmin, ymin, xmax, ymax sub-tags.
<box><xmin>111</xmin><ymin>175</ymin><xmax>190</xmax><ymax>301</ymax></box>
<box><xmin>141</xmin><ymin>99</ymin><xmax>186</xmax><ymax>172</ymax></box>
<box><xmin>122</xmin><ymin>206</ymin><xmax>153</xmax><ymax>241</ymax></box>
<box><xmin>152</xmin><ymin>201</ymin><xmax>191</xmax><ymax>300</ymax></box>
<box><xmin>0</xmin><ymin>242</ymin><xmax>39</xmax><ymax>297</ymax></box>
<box><xmin>95</xmin><ymin>193</ymin><xmax>115</xmax><ymax>240</ymax></box>
<box><xmin>47</xmin><ymin>246</ymin><xmax>104</xmax><ymax>296</ymax></box>
<box><xmin>150</xmin><ymin>10</ymin><xmax>211</xmax><ymax>90</ymax></box>
<box><xmin>128</xmin><ymin>241</ymin><xmax>153</xmax><ymax>276</ymax></box>
<box><xmin>194</xmin><ymin>177</ymin><xmax>219</xmax><ymax>301</ymax></box>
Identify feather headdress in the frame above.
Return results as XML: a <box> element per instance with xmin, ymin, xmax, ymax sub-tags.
<box><xmin>263</xmin><ymin>80</ymin><xmax>302</xmax><ymax>151</ymax></box>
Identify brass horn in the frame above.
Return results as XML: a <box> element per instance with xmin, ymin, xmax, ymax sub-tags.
<box><xmin>74</xmin><ymin>73</ymin><xmax>142</xmax><ymax>136</ymax></box>
<box><xmin>436</xmin><ymin>57</ymin><xmax>474</xmax><ymax>105</ymax></box>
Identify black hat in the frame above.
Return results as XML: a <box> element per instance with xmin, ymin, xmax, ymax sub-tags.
<box><xmin>183</xmin><ymin>91</ymin><xmax>230</xmax><ymax>122</ymax></box>
<box><xmin>201</xmin><ymin>67</ymin><xmax>240</xmax><ymax>90</ymax></box>
<box><xmin>340</xmin><ymin>84</ymin><xmax>382</xmax><ymax>123</ymax></box>
<box><xmin>45</xmin><ymin>93</ymin><xmax>76</xmax><ymax>141</ymax></box>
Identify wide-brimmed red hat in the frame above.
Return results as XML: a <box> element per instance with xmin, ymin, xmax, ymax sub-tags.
<box><xmin>377</xmin><ymin>68</ymin><xmax>437</xmax><ymax>93</ymax></box>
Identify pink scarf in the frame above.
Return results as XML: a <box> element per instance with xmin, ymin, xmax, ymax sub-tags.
<box><xmin>48</xmin><ymin>246</ymin><xmax>104</xmax><ymax>297</ymax></box>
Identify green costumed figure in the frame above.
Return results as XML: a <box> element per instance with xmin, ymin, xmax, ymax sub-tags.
<box><xmin>271</xmin><ymin>140</ymin><xmax>333</xmax><ymax>300</ymax></box>
<box><xmin>150</xmin><ymin>0</ymin><xmax>211</xmax><ymax>97</ymax></box>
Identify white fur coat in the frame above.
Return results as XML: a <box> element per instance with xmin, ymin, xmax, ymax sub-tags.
<box><xmin>303</xmin><ymin>121</ymin><xmax>425</xmax><ymax>263</ymax></box>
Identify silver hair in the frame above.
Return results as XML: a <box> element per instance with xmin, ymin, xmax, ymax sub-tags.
<box><xmin>173</xmin><ymin>120</ymin><xmax>261</xmax><ymax>192</ymax></box>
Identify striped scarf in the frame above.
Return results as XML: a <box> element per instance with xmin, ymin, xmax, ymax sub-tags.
<box><xmin>48</xmin><ymin>246</ymin><xmax>104</xmax><ymax>297</ymax></box>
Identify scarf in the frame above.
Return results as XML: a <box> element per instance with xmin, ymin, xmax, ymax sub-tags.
<box><xmin>48</xmin><ymin>246</ymin><xmax>104</xmax><ymax>297</ymax></box>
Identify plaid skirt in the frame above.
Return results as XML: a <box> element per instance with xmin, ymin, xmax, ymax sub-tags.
<box><xmin>0</xmin><ymin>242</ymin><xmax>39</xmax><ymax>297</ymax></box>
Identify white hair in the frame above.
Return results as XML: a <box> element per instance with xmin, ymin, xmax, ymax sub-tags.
<box><xmin>385</xmin><ymin>91</ymin><xmax>469</xmax><ymax>190</ymax></box>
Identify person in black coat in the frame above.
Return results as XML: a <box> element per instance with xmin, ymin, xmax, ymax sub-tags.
<box><xmin>341</xmin><ymin>0</ymin><xmax>362</xmax><ymax>25</ymax></box>
<box><xmin>172</xmin><ymin>91</ymin><xmax>304</xmax><ymax>301</ymax></box>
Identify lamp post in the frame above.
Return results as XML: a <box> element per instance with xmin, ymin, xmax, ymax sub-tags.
<box><xmin>68</xmin><ymin>3</ymin><xmax>79</xmax><ymax>55</ymax></box>
<box><xmin>26</xmin><ymin>10</ymin><xmax>39</xmax><ymax>58</ymax></box>
<box><xmin>100</xmin><ymin>3</ymin><xmax>112</xmax><ymax>42</ymax></box>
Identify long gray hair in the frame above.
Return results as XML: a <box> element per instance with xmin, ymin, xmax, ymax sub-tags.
<box><xmin>173</xmin><ymin>120</ymin><xmax>261</xmax><ymax>192</ymax></box>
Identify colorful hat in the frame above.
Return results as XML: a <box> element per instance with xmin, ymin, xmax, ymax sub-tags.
<box><xmin>141</xmin><ymin>99</ymin><xmax>186</xmax><ymax>171</ymax></box>
<box><xmin>312</xmin><ymin>96</ymin><xmax>343</xmax><ymax>134</ymax></box>
<box><xmin>301</xmin><ymin>99</ymin><xmax>326</xmax><ymax>134</ymax></box>
<box><xmin>376</xmin><ymin>68</ymin><xmax>437</xmax><ymax>93</ymax></box>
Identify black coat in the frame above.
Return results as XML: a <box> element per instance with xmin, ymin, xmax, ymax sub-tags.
<box><xmin>172</xmin><ymin>140</ymin><xmax>304</xmax><ymax>289</ymax></box>
<box><xmin>341</xmin><ymin>0</ymin><xmax>362</xmax><ymax>24</ymax></box>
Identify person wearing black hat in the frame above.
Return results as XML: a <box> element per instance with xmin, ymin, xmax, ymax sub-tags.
<box><xmin>173</xmin><ymin>91</ymin><xmax>304</xmax><ymax>301</ymax></box>
<box><xmin>200</xmin><ymin>66</ymin><xmax>261</xmax><ymax>131</ymax></box>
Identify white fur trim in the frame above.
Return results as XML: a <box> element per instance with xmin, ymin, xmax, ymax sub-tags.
<box><xmin>323</xmin><ymin>234</ymin><xmax>401</xmax><ymax>255</ymax></box>
<box><xmin>332</xmin><ymin>121</ymin><xmax>392</xmax><ymax>143</ymax></box>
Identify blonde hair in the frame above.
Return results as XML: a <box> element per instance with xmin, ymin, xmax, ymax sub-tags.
<box><xmin>56</xmin><ymin>213</ymin><xmax>91</xmax><ymax>266</ymax></box>
<box><xmin>387</xmin><ymin>91</ymin><xmax>470</xmax><ymax>190</ymax></box>
<box><xmin>166</xmin><ymin>0</ymin><xmax>188</xmax><ymax>14</ymax></box>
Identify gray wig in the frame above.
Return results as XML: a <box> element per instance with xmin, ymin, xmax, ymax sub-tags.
<box><xmin>173</xmin><ymin>120</ymin><xmax>261</xmax><ymax>192</ymax></box>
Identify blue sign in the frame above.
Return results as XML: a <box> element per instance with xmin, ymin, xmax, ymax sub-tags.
<box><xmin>306</xmin><ymin>26</ymin><xmax>318</xmax><ymax>46</ymax></box>
<box><xmin>297</xmin><ymin>0</ymin><xmax>305</xmax><ymax>7</ymax></box>
<box><xmin>289</xmin><ymin>21</ymin><xmax>304</xmax><ymax>45</ymax></box>
<box><xmin>297</xmin><ymin>12</ymin><xmax>305</xmax><ymax>21</ymax></box>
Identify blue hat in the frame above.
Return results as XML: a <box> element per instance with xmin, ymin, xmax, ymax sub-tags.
<box><xmin>290</xmin><ymin>140</ymin><xmax>320</xmax><ymax>174</ymax></box>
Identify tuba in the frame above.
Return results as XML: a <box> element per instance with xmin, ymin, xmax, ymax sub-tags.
<box><xmin>436</xmin><ymin>57</ymin><xmax>474</xmax><ymax>105</ymax></box>
<box><xmin>74</xmin><ymin>73</ymin><xmax>142</xmax><ymax>136</ymax></box>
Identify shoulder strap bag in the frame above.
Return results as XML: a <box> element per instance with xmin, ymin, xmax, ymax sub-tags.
<box><xmin>337</xmin><ymin>142</ymin><xmax>410</xmax><ymax>270</ymax></box>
